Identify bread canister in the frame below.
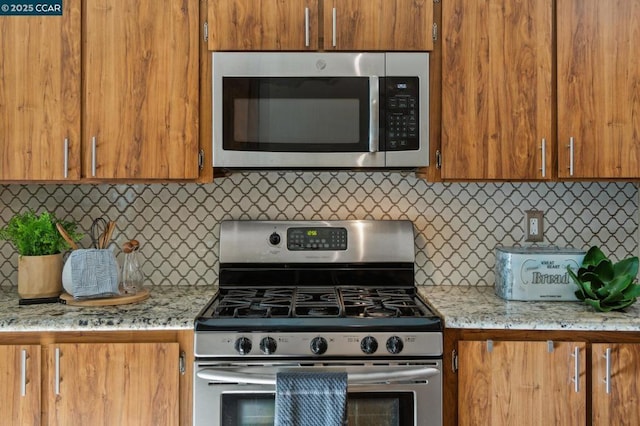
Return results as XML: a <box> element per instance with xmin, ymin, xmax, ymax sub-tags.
<box><xmin>495</xmin><ymin>246</ymin><xmax>586</xmax><ymax>301</ymax></box>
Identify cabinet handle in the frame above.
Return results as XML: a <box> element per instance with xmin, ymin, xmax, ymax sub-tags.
<box><xmin>63</xmin><ymin>138</ymin><xmax>69</xmax><ymax>179</ymax></box>
<box><xmin>604</xmin><ymin>347</ymin><xmax>611</xmax><ymax>394</ymax></box>
<box><xmin>540</xmin><ymin>138</ymin><xmax>546</xmax><ymax>178</ymax></box>
<box><xmin>304</xmin><ymin>7</ymin><xmax>310</xmax><ymax>47</ymax></box>
<box><xmin>332</xmin><ymin>7</ymin><xmax>337</xmax><ymax>47</ymax></box>
<box><xmin>20</xmin><ymin>349</ymin><xmax>27</xmax><ymax>397</ymax></box>
<box><xmin>369</xmin><ymin>76</ymin><xmax>379</xmax><ymax>153</ymax></box>
<box><xmin>568</xmin><ymin>137</ymin><xmax>574</xmax><ymax>176</ymax></box>
<box><xmin>55</xmin><ymin>347</ymin><xmax>61</xmax><ymax>395</ymax></box>
<box><xmin>91</xmin><ymin>136</ymin><xmax>97</xmax><ymax>177</ymax></box>
<box><xmin>572</xmin><ymin>346</ymin><xmax>580</xmax><ymax>393</ymax></box>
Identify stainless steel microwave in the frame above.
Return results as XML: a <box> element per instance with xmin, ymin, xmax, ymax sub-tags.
<box><xmin>212</xmin><ymin>52</ymin><xmax>429</xmax><ymax>169</ymax></box>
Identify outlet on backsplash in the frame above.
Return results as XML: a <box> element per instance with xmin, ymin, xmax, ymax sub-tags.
<box><xmin>525</xmin><ymin>210</ymin><xmax>544</xmax><ymax>242</ymax></box>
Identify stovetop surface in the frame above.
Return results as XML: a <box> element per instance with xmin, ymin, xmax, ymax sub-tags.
<box><xmin>195</xmin><ymin>286</ymin><xmax>443</xmax><ymax>332</ymax></box>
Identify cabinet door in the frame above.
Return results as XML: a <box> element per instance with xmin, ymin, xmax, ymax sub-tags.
<box><xmin>323</xmin><ymin>0</ymin><xmax>433</xmax><ymax>51</ymax></box>
<box><xmin>0</xmin><ymin>345</ymin><xmax>41</xmax><ymax>425</ymax></box>
<box><xmin>592</xmin><ymin>343</ymin><xmax>640</xmax><ymax>425</ymax></box>
<box><xmin>83</xmin><ymin>0</ymin><xmax>199</xmax><ymax>179</ymax></box>
<box><xmin>441</xmin><ymin>0</ymin><xmax>552</xmax><ymax>180</ymax></box>
<box><xmin>0</xmin><ymin>2</ymin><xmax>80</xmax><ymax>180</ymax></box>
<box><xmin>208</xmin><ymin>0</ymin><xmax>319</xmax><ymax>50</ymax></box>
<box><xmin>458</xmin><ymin>340</ymin><xmax>586</xmax><ymax>426</ymax></box>
<box><xmin>557</xmin><ymin>0</ymin><xmax>640</xmax><ymax>178</ymax></box>
<box><xmin>46</xmin><ymin>342</ymin><xmax>180</xmax><ymax>426</ymax></box>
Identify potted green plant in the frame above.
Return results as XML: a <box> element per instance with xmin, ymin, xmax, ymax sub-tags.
<box><xmin>567</xmin><ymin>246</ymin><xmax>640</xmax><ymax>312</ymax></box>
<box><xmin>0</xmin><ymin>210</ymin><xmax>81</xmax><ymax>299</ymax></box>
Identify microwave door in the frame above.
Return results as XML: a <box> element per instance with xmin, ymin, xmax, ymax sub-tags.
<box><xmin>212</xmin><ymin>53</ymin><xmax>386</xmax><ymax>169</ymax></box>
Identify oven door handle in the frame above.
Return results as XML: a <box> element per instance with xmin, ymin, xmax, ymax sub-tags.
<box><xmin>196</xmin><ymin>366</ymin><xmax>440</xmax><ymax>385</ymax></box>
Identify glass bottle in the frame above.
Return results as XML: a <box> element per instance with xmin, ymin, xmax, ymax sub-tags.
<box><xmin>121</xmin><ymin>240</ymin><xmax>143</xmax><ymax>294</ymax></box>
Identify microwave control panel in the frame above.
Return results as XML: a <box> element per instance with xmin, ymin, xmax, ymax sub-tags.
<box><xmin>383</xmin><ymin>77</ymin><xmax>419</xmax><ymax>151</ymax></box>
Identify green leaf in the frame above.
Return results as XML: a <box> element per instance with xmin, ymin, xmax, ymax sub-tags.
<box><xmin>602</xmin><ymin>274</ymin><xmax>634</xmax><ymax>302</ymax></box>
<box><xmin>0</xmin><ymin>209</ymin><xmax>82</xmax><ymax>255</ymax></box>
<box><xmin>571</xmin><ymin>247</ymin><xmax>640</xmax><ymax>312</ymax></box>
<box><xmin>582</xmin><ymin>246</ymin><xmax>607</xmax><ymax>267</ymax></box>
<box><xmin>584</xmin><ymin>298</ymin><xmax>609</xmax><ymax>312</ymax></box>
<box><xmin>591</xmin><ymin>259</ymin><xmax>615</xmax><ymax>283</ymax></box>
<box><xmin>622</xmin><ymin>283</ymin><xmax>640</xmax><ymax>300</ymax></box>
<box><xmin>614</xmin><ymin>256</ymin><xmax>639</xmax><ymax>279</ymax></box>
<box><xmin>605</xmin><ymin>298</ymin><xmax>637</xmax><ymax>312</ymax></box>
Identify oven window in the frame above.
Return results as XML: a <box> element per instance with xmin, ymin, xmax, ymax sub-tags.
<box><xmin>223</xmin><ymin>77</ymin><xmax>370</xmax><ymax>152</ymax></box>
<box><xmin>221</xmin><ymin>393</ymin><xmax>414</xmax><ymax>426</ymax></box>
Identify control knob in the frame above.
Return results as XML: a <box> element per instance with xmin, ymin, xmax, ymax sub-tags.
<box><xmin>260</xmin><ymin>337</ymin><xmax>277</xmax><ymax>355</ymax></box>
<box><xmin>234</xmin><ymin>337</ymin><xmax>252</xmax><ymax>355</ymax></box>
<box><xmin>386</xmin><ymin>336</ymin><xmax>404</xmax><ymax>354</ymax></box>
<box><xmin>268</xmin><ymin>232</ymin><xmax>281</xmax><ymax>246</ymax></box>
<box><xmin>360</xmin><ymin>336</ymin><xmax>378</xmax><ymax>354</ymax></box>
<box><xmin>310</xmin><ymin>337</ymin><xmax>328</xmax><ymax>355</ymax></box>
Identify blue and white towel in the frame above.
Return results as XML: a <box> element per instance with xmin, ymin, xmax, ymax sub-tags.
<box><xmin>274</xmin><ymin>371</ymin><xmax>347</xmax><ymax>426</ymax></box>
<box><xmin>69</xmin><ymin>249</ymin><xmax>119</xmax><ymax>299</ymax></box>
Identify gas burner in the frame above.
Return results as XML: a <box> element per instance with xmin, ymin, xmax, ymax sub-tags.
<box><xmin>293</xmin><ymin>288</ymin><xmax>341</xmax><ymax>317</ymax></box>
<box><xmin>212</xmin><ymin>289</ymin><xmax>293</xmax><ymax>318</ymax></box>
<box><xmin>363</xmin><ymin>305</ymin><xmax>399</xmax><ymax>318</ymax></box>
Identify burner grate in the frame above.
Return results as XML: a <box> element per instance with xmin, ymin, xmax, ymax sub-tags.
<box><xmin>206</xmin><ymin>287</ymin><xmax>431</xmax><ymax>319</ymax></box>
<box><xmin>213</xmin><ymin>288</ymin><xmax>293</xmax><ymax>318</ymax></box>
<box><xmin>293</xmin><ymin>288</ymin><xmax>341</xmax><ymax>317</ymax></box>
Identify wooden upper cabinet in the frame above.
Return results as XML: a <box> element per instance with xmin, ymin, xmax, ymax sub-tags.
<box><xmin>83</xmin><ymin>0</ymin><xmax>199</xmax><ymax>179</ymax></box>
<box><xmin>208</xmin><ymin>0</ymin><xmax>320</xmax><ymax>50</ymax></box>
<box><xmin>0</xmin><ymin>2</ymin><xmax>81</xmax><ymax>181</ymax></box>
<box><xmin>0</xmin><ymin>345</ymin><xmax>41</xmax><ymax>425</ymax></box>
<box><xmin>458</xmin><ymin>340</ymin><xmax>586</xmax><ymax>426</ymax></box>
<box><xmin>323</xmin><ymin>0</ymin><xmax>433</xmax><ymax>51</ymax></box>
<box><xmin>46</xmin><ymin>342</ymin><xmax>180</xmax><ymax>425</ymax></box>
<box><xmin>441</xmin><ymin>0</ymin><xmax>553</xmax><ymax>180</ymax></box>
<box><xmin>557</xmin><ymin>0</ymin><xmax>640</xmax><ymax>179</ymax></box>
<box><xmin>208</xmin><ymin>0</ymin><xmax>433</xmax><ymax>51</ymax></box>
<box><xmin>592</xmin><ymin>343</ymin><xmax>640</xmax><ymax>425</ymax></box>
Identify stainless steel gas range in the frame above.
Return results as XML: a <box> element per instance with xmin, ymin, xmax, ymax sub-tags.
<box><xmin>194</xmin><ymin>220</ymin><xmax>443</xmax><ymax>426</ymax></box>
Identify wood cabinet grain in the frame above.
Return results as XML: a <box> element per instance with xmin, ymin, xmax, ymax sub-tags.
<box><xmin>322</xmin><ymin>0</ymin><xmax>433</xmax><ymax>51</ymax></box>
<box><xmin>1</xmin><ymin>0</ymin><xmax>200</xmax><ymax>181</ymax></box>
<box><xmin>0</xmin><ymin>2</ymin><xmax>81</xmax><ymax>180</ymax></box>
<box><xmin>592</xmin><ymin>343</ymin><xmax>640</xmax><ymax>425</ymax></box>
<box><xmin>83</xmin><ymin>0</ymin><xmax>200</xmax><ymax>179</ymax></box>
<box><xmin>0</xmin><ymin>345</ymin><xmax>41</xmax><ymax>425</ymax></box>
<box><xmin>208</xmin><ymin>0</ymin><xmax>319</xmax><ymax>50</ymax></box>
<box><xmin>557</xmin><ymin>0</ymin><xmax>640</xmax><ymax>178</ymax></box>
<box><xmin>0</xmin><ymin>330</ymin><xmax>192</xmax><ymax>426</ymax></box>
<box><xmin>208</xmin><ymin>0</ymin><xmax>433</xmax><ymax>51</ymax></box>
<box><xmin>46</xmin><ymin>342</ymin><xmax>180</xmax><ymax>426</ymax></box>
<box><xmin>446</xmin><ymin>330</ymin><xmax>640</xmax><ymax>426</ymax></box>
<box><xmin>440</xmin><ymin>0</ymin><xmax>552</xmax><ymax>180</ymax></box>
<box><xmin>457</xmin><ymin>340</ymin><xmax>586</xmax><ymax>426</ymax></box>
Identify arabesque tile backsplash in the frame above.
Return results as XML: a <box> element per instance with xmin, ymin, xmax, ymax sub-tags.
<box><xmin>1</xmin><ymin>172</ymin><xmax>637</xmax><ymax>287</ymax></box>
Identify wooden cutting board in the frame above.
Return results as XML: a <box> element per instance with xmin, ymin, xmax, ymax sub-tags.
<box><xmin>59</xmin><ymin>288</ymin><xmax>150</xmax><ymax>306</ymax></box>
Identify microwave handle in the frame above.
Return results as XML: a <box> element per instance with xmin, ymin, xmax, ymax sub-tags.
<box><xmin>197</xmin><ymin>366</ymin><xmax>439</xmax><ymax>385</ymax></box>
<box><xmin>369</xmin><ymin>76</ymin><xmax>379</xmax><ymax>153</ymax></box>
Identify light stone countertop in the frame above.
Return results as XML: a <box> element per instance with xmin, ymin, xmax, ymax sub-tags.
<box><xmin>0</xmin><ymin>285</ymin><xmax>218</xmax><ymax>332</ymax></box>
<box><xmin>2</xmin><ymin>284</ymin><xmax>640</xmax><ymax>333</ymax></box>
<box><xmin>419</xmin><ymin>285</ymin><xmax>640</xmax><ymax>331</ymax></box>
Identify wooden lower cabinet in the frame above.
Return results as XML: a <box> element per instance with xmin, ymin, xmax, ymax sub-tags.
<box><xmin>458</xmin><ymin>340</ymin><xmax>586</xmax><ymax>425</ymax></box>
<box><xmin>591</xmin><ymin>343</ymin><xmax>640</xmax><ymax>425</ymax></box>
<box><xmin>0</xmin><ymin>345</ymin><xmax>41</xmax><ymax>425</ymax></box>
<box><xmin>45</xmin><ymin>343</ymin><xmax>179</xmax><ymax>426</ymax></box>
<box><xmin>0</xmin><ymin>330</ymin><xmax>193</xmax><ymax>426</ymax></box>
<box><xmin>446</xmin><ymin>330</ymin><xmax>640</xmax><ymax>426</ymax></box>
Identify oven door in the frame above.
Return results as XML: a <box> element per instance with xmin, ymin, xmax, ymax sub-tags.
<box><xmin>212</xmin><ymin>52</ymin><xmax>386</xmax><ymax>169</ymax></box>
<box><xmin>194</xmin><ymin>360</ymin><xmax>442</xmax><ymax>426</ymax></box>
